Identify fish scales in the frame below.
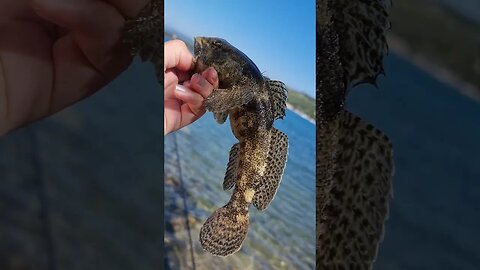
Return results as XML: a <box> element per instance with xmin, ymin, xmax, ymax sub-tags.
<box><xmin>316</xmin><ymin>0</ymin><xmax>394</xmax><ymax>269</ymax></box>
<box><xmin>316</xmin><ymin>19</ymin><xmax>345</xmax><ymax>227</ymax></box>
<box><xmin>123</xmin><ymin>2</ymin><xmax>288</xmax><ymax>259</ymax></box>
<box><xmin>194</xmin><ymin>37</ymin><xmax>288</xmax><ymax>256</ymax></box>
<box><xmin>123</xmin><ymin>0</ymin><xmax>163</xmax><ymax>82</ymax></box>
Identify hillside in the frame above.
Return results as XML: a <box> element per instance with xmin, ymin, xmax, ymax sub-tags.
<box><xmin>389</xmin><ymin>0</ymin><xmax>480</xmax><ymax>94</ymax></box>
<box><xmin>286</xmin><ymin>89</ymin><xmax>315</xmax><ymax>119</ymax></box>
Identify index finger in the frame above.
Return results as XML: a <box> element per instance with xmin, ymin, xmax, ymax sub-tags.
<box><xmin>164</xmin><ymin>40</ymin><xmax>194</xmax><ymax>72</ymax></box>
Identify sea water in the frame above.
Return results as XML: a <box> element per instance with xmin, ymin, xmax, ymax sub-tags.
<box><xmin>164</xmin><ymin>108</ymin><xmax>316</xmax><ymax>269</ymax></box>
<box><xmin>350</xmin><ymin>53</ymin><xmax>480</xmax><ymax>269</ymax></box>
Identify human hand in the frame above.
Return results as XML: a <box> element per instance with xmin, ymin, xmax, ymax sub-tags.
<box><xmin>164</xmin><ymin>40</ymin><xmax>218</xmax><ymax>135</ymax></box>
<box><xmin>0</xmin><ymin>0</ymin><xmax>150</xmax><ymax>135</ymax></box>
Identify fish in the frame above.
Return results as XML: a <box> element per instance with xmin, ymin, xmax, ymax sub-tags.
<box><xmin>123</xmin><ymin>0</ymin><xmax>163</xmax><ymax>82</ymax></box>
<box><xmin>193</xmin><ymin>37</ymin><xmax>289</xmax><ymax>256</ymax></box>
<box><xmin>316</xmin><ymin>0</ymin><xmax>394</xmax><ymax>269</ymax></box>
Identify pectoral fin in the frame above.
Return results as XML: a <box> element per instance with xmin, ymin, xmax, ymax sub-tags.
<box><xmin>123</xmin><ymin>0</ymin><xmax>162</xmax><ymax>61</ymax></box>
<box><xmin>223</xmin><ymin>143</ymin><xmax>240</xmax><ymax>190</ymax></box>
<box><xmin>317</xmin><ymin>110</ymin><xmax>394</xmax><ymax>268</ymax></box>
<box><xmin>204</xmin><ymin>87</ymin><xmax>254</xmax><ymax>113</ymax></box>
<box><xmin>252</xmin><ymin>128</ymin><xmax>288</xmax><ymax>210</ymax></box>
<box><xmin>266</xmin><ymin>79</ymin><xmax>288</xmax><ymax>119</ymax></box>
<box><xmin>331</xmin><ymin>0</ymin><xmax>391</xmax><ymax>88</ymax></box>
<box><xmin>123</xmin><ymin>0</ymin><xmax>163</xmax><ymax>83</ymax></box>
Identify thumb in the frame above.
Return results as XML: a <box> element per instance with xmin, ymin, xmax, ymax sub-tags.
<box><xmin>164</xmin><ymin>40</ymin><xmax>194</xmax><ymax>72</ymax></box>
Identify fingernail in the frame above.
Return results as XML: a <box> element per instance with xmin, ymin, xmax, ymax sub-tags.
<box><xmin>195</xmin><ymin>74</ymin><xmax>207</xmax><ymax>87</ymax></box>
<box><xmin>176</xmin><ymin>85</ymin><xmax>188</xmax><ymax>92</ymax></box>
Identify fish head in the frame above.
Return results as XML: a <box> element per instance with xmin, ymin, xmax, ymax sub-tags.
<box><xmin>193</xmin><ymin>37</ymin><xmax>263</xmax><ymax>85</ymax></box>
<box><xmin>194</xmin><ymin>37</ymin><xmax>235</xmax><ymax>69</ymax></box>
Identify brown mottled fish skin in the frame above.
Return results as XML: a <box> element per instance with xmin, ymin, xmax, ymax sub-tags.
<box><xmin>316</xmin><ymin>0</ymin><xmax>394</xmax><ymax>269</ymax></box>
<box><xmin>194</xmin><ymin>37</ymin><xmax>288</xmax><ymax>256</ymax></box>
<box><xmin>316</xmin><ymin>10</ymin><xmax>345</xmax><ymax>231</ymax></box>
<box><xmin>123</xmin><ymin>0</ymin><xmax>163</xmax><ymax>82</ymax></box>
<box><xmin>194</xmin><ymin>38</ymin><xmax>264</xmax><ymax>91</ymax></box>
<box><xmin>122</xmin><ymin>4</ymin><xmax>289</xmax><ymax>258</ymax></box>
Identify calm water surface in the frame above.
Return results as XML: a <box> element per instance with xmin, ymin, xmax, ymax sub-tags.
<box><xmin>164</xmin><ymin>109</ymin><xmax>316</xmax><ymax>269</ymax></box>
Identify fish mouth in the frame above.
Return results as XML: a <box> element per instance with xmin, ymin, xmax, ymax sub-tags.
<box><xmin>193</xmin><ymin>37</ymin><xmax>208</xmax><ymax>72</ymax></box>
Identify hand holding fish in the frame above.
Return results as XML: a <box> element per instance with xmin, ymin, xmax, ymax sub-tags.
<box><xmin>164</xmin><ymin>40</ymin><xmax>219</xmax><ymax>135</ymax></box>
<box><xmin>0</xmin><ymin>0</ymin><xmax>150</xmax><ymax>136</ymax></box>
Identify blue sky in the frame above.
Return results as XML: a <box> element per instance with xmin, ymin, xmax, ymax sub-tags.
<box><xmin>165</xmin><ymin>0</ymin><xmax>316</xmax><ymax>97</ymax></box>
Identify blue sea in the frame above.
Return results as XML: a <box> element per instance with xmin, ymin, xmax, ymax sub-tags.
<box><xmin>164</xmin><ymin>28</ymin><xmax>480</xmax><ymax>268</ymax></box>
<box><xmin>349</xmin><ymin>53</ymin><xmax>480</xmax><ymax>269</ymax></box>
<box><xmin>164</xmin><ymin>109</ymin><xmax>316</xmax><ymax>269</ymax></box>
<box><xmin>0</xmin><ymin>36</ymin><xmax>478</xmax><ymax>269</ymax></box>
<box><xmin>163</xmin><ymin>33</ymin><xmax>315</xmax><ymax>269</ymax></box>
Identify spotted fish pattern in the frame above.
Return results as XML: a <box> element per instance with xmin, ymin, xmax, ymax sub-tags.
<box><xmin>194</xmin><ymin>37</ymin><xmax>289</xmax><ymax>256</ymax></box>
<box><xmin>316</xmin><ymin>0</ymin><xmax>394</xmax><ymax>268</ymax></box>
<box><xmin>331</xmin><ymin>0</ymin><xmax>391</xmax><ymax>89</ymax></box>
<box><xmin>123</xmin><ymin>0</ymin><xmax>163</xmax><ymax>82</ymax></box>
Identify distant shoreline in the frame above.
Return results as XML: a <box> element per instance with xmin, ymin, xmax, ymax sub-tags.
<box><xmin>388</xmin><ymin>34</ymin><xmax>480</xmax><ymax>103</ymax></box>
<box><xmin>287</xmin><ymin>103</ymin><xmax>315</xmax><ymax>125</ymax></box>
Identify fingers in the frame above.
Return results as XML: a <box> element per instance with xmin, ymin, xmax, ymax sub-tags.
<box><xmin>164</xmin><ymin>98</ymin><xmax>205</xmax><ymax>136</ymax></box>
<box><xmin>164</xmin><ymin>40</ymin><xmax>193</xmax><ymax>72</ymax></box>
<box><xmin>165</xmin><ymin>68</ymin><xmax>217</xmax><ymax>135</ymax></box>
<box><xmin>31</xmin><ymin>0</ymin><xmax>131</xmax><ymax>112</ymax></box>
<box><xmin>193</xmin><ymin>67</ymin><xmax>219</xmax><ymax>97</ymax></box>
<box><xmin>203</xmin><ymin>67</ymin><xmax>219</xmax><ymax>87</ymax></box>
<box><xmin>174</xmin><ymin>84</ymin><xmax>205</xmax><ymax>116</ymax></box>
<box><xmin>164</xmin><ymin>67</ymin><xmax>218</xmax><ymax>134</ymax></box>
<box><xmin>164</xmin><ymin>69</ymin><xmax>192</xmax><ymax>100</ymax></box>
<box><xmin>165</xmin><ymin>66</ymin><xmax>217</xmax><ymax>105</ymax></box>
<box><xmin>33</xmin><ymin>0</ymin><xmax>131</xmax><ymax>77</ymax></box>
<box><xmin>164</xmin><ymin>90</ymin><xmax>202</xmax><ymax>135</ymax></box>
<box><xmin>175</xmin><ymin>67</ymin><xmax>218</xmax><ymax>107</ymax></box>
<box><xmin>164</xmin><ymin>99</ymin><xmax>182</xmax><ymax>135</ymax></box>
<box><xmin>164</xmin><ymin>71</ymin><xmax>179</xmax><ymax>100</ymax></box>
<box><xmin>0</xmin><ymin>18</ymin><xmax>55</xmax><ymax>135</ymax></box>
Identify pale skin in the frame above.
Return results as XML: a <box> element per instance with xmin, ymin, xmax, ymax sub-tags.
<box><xmin>164</xmin><ymin>40</ymin><xmax>218</xmax><ymax>135</ymax></box>
<box><xmin>0</xmin><ymin>0</ymin><xmax>217</xmax><ymax>136</ymax></box>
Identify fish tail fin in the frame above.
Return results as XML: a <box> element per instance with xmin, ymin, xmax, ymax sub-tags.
<box><xmin>199</xmin><ymin>202</ymin><xmax>249</xmax><ymax>256</ymax></box>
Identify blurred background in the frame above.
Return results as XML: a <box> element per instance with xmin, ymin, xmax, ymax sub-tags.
<box><xmin>164</xmin><ymin>0</ymin><xmax>316</xmax><ymax>269</ymax></box>
<box><xmin>348</xmin><ymin>0</ymin><xmax>480</xmax><ymax>269</ymax></box>
<box><xmin>1</xmin><ymin>0</ymin><xmax>479</xmax><ymax>269</ymax></box>
<box><xmin>0</xmin><ymin>60</ymin><xmax>164</xmax><ymax>270</ymax></box>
